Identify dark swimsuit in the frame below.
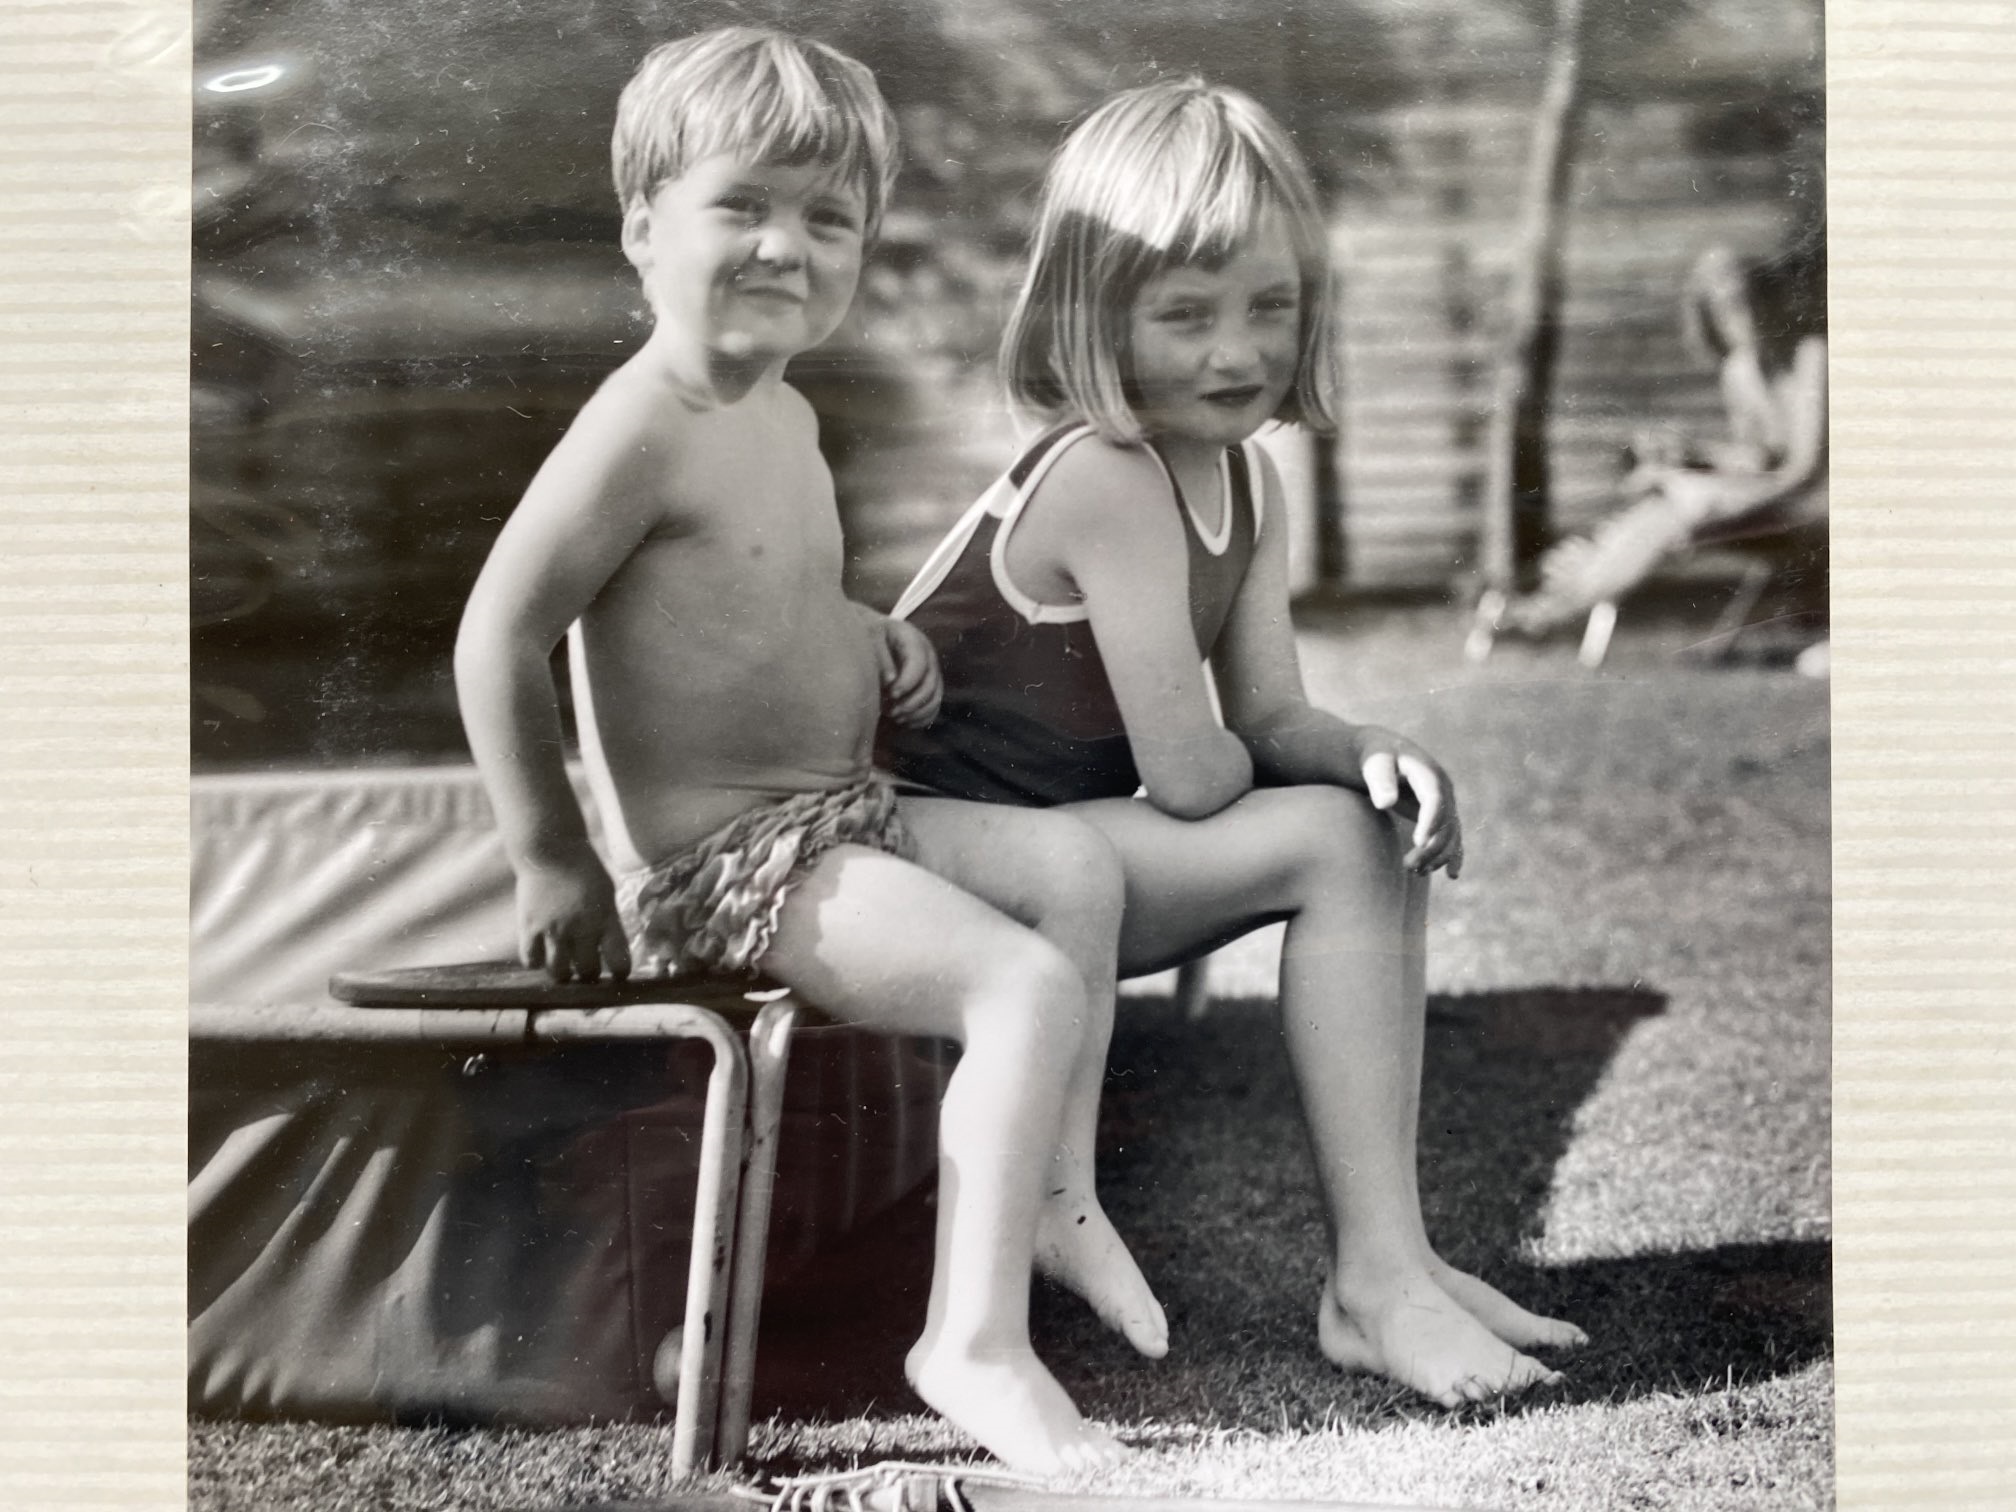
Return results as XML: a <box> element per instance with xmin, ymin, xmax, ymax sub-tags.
<box><xmin>880</xmin><ymin>422</ymin><xmax>1261</xmax><ymax>808</ymax></box>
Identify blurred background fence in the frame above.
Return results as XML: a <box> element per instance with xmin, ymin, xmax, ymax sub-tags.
<box><xmin>192</xmin><ymin>0</ymin><xmax>1822</xmax><ymax>766</ymax></box>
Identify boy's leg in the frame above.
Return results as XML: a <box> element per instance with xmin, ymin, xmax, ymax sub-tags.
<box><xmin>900</xmin><ymin>797</ymin><xmax>1168</xmax><ymax>1359</ymax></box>
<box><xmin>1073</xmin><ymin>787</ymin><xmax>1572</xmax><ymax>1407</ymax></box>
<box><xmin>756</xmin><ymin>842</ymin><xmax>1123</xmax><ymax>1475</ymax></box>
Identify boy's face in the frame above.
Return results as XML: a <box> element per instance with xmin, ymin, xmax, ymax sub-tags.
<box><xmin>625</xmin><ymin>152</ymin><xmax>867</xmax><ymax>371</ymax></box>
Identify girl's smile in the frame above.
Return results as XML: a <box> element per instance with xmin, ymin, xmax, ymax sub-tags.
<box><xmin>1127</xmin><ymin>211</ymin><xmax>1303</xmax><ymax>458</ymax></box>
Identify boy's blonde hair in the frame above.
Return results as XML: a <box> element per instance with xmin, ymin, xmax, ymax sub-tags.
<box><xmin>1002</xmin><ymin>80</ymin><xmax>1337</xmax><ymax>444</ymax></box>
<box><xmin>612</xmin><ymin>27</ymin><xmax>900</xmax><ymax>239</ymax></box>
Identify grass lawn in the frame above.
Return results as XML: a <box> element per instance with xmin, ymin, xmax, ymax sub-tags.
<box><xmin>189</xmin><ymin>599</ymin><xmax>1831</xmax><ymax>1512</ymax></box>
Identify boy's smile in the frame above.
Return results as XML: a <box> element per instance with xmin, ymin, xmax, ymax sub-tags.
<box><xmin>625</xmin><ymin>153</ymin><xmax>866</xmax><ymax>389</ymax></box>
<box><xmin>1126</xmin><ymin>211</ymin><xmax>1303</xmax><ymax>456</ymax></box>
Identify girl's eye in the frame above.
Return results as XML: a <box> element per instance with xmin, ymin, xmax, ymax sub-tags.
<box><xmin>1254</xmin><ymin>295</ymin><xmax>1300</xmax><ymax>320</ymax></box>
<box><xmin>1154</xmin><ymin>305</ymin><xmax>1206</xmax><ymax>326</ymax></box>
<box><xmin>811</xmin><ymin>206</ymin><xmax>860</xmax><ymax>235</ymax></box>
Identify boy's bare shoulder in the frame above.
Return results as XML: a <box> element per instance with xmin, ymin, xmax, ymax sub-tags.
<box><xmin>530</xmin><ymin>362</ymin><xmax>704</xmax><ymax>524</ymax></box>
<box><xmin>776</xmin><ymin>379</ymin><xmax>823</xmax><ymax>439</ymax></box>
<box><xmin>563</xmin><ymin>362</ymin><xmax>695</xmax><ymax>465</ymax></box>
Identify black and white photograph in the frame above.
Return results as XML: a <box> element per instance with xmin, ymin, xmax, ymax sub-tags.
<box><xmin>182</xmin><ymin>2</ymin><xmax>1838</xmax><ymax>1508</ymax></box>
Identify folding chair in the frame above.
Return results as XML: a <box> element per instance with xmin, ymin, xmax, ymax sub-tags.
<box><xmin>191</xmin><ymin>962</ymin><xmax>811</xmax><ymax>1477</ymax></box>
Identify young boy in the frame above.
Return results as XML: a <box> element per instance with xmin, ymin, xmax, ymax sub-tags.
<box><xmin>454</xmin><ymin>28</ymin><xmax>1156</xmax><ymax>1475</ymax></box>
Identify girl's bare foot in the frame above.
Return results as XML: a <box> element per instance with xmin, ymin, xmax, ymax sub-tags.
<box><xmin>1034</xmin><ymin>1192</ymin><xmax>1169</xmax><ymax>1358</ymax></box>
<box><xmin>1430</xmin><ymin>1259</ymin><xmax>1586</xmax><ymax>1352</ymax></box>
<box><xmin>1317</xmin><ymin>1269</ymin><xmax>1563</xmax><ymax>1408</ymax></box>
<box><xmin>905</xmin><ymin>1336</ymin><xmax>1129</xmax><ymax>1477</ymax></box>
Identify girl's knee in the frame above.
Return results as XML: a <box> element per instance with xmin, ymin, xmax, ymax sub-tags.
<box><xmin>1278</xmin><ymin>786</ymin><xmax>1404</xmax><ymax>871</ymax></box>
<box><xmin>1261</xmin><ymin>789</ymin><xmax>1422</xmax><ymax>925</ymax></box>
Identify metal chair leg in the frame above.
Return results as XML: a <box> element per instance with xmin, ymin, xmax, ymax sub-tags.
<box><xmin>532</xmin><ymin>1004</ymin><xmax>749</xmax><ymax>1477</ymax></box>
<box><xmin>1172</xmin><ymin>958</ymin><xmax>1211</xmax><ymax>1021</ymax></box>
<box><xmin>715</xmin><ymin>996</ymin><xmax>801</xmax><ymax>1464</ymax></box>
<box><xmin>1703</xmin><ymin>558</ymin><xmax>1775</xmax><ymax>662</ymax></box>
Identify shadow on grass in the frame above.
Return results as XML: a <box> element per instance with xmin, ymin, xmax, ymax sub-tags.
<box><xmin>747</xmin><ymin>987</ymin><xmax>1828</xmax><ymax>1439</ymax></box>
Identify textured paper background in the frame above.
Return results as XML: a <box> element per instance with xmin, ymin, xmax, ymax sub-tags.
<box><xmin>1</xmin><ymin>1</ymin><xmax>2010</xmax><ymax>1507</ymax></box>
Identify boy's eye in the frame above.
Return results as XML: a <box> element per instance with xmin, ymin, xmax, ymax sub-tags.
<box><xmin>810</xmin><ymin>206</ymin><xmax>861</xmax><ymax>235</ymax></box>
<box><xmin>715</xmin><ymin>193</ymin><xmax>765</xmax><ymax>219</ymax></box>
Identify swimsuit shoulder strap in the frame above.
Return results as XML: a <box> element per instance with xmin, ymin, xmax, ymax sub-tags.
<box><xmin>1230</xmin><ymin>441</ymin><xmax>1262</xmax><ymax>542</ymax></box>
<box><xmin>1007</xmin><ymin>420</ymin><xmax>1098</xmax><ymax>490</ymax></box>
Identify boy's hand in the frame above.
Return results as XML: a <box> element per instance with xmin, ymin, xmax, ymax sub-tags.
<box><xmin>517</xmin><ymin>857</ymin><xmax>632</xmax><ymax>982</ymax></box>
<box><xmin>1353</xmin><ymin>725</ymin><xmax>1464</xmax><ymax>879</ymax></box>
<box><xmin>877</xmin><ymin>616</ymin><xmax>943</xmax><ymax>728</ymax></box>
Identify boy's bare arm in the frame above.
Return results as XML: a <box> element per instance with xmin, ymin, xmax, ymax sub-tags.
<box><xmin>1212</xmin><ymin>452</ymin><xmax>1463</xmax><ymax>876</ymax></box>
<box><xmin>455</xmin><ymin>398</ymin><xmax>673</xmax><ymax>977</ymax></box>
<box><xmin>857</xmin><ymin>603</ymin><xmax>943</xmax><ymax>728</ymax></box>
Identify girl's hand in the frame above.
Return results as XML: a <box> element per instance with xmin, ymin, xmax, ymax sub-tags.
<box><xmin>517</xmin><ymin>856</ymin><xmax>632</xmax><ymax>982</ymax></box>
<box><xmin>877</xmin><ymin>615</ymin><xmax>943</xmax><ymax>728</ymax></box>
<box><xmin>1354</xmin><ymin>726</ymin><xmax>1464</xmax><ymax>879</ymax></box>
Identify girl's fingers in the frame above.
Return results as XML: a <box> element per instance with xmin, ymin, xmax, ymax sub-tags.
<box><xmin>1430</xmin><ymin>824</ymin><xmax>1465</xmax><ymax>879</ymax></box>
<box><xmin>1397</xmin><ymin>753</ymin><xmax>1444</xmax><ymax>848</ymax></box>
<box><xmin>1362</xmin><ymin>751</ymin><xmax>1401</xmax><ymax>809</ymax></box>
<box><xmin>1403</xmin><ymin>813</ymin><xmax>1463</xmax><ymax>877</ymax></box>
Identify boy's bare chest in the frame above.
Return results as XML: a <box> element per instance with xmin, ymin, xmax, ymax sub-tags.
<box><xmin>620</xmin><ymin>465</ymin><xmax>848</xmax><ymax>628</ymax></box>
<box><xmin>692</xmin><ymin>482</ymin><xmax>841</xmax><ymax>586</ymax></box>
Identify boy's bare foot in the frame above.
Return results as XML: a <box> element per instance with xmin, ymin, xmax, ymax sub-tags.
<box><xmin>1430</xmin><ymin>1259</ymin><xmax>1587</xmax><ymax>1352</ymax></box>
<box><xmin>1317</xmin><ymin>1271</ymin><xmax>1563</xmax><ymax>1408</ymax></box>
<box><xmin>1034</xmin><ymin>1193</ymin><xmax>1169</xmax><ymax>1358</ymax></box>
<box><xmin>905</xmin><ymin>1336</ymin><xmax>1129</xmax><ymax>1477</ymax></box>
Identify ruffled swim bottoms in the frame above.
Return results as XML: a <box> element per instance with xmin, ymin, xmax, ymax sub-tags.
<box><xmin>615</xmin><ymin>774</ymin><xmax>914</xmax><ymax>977</ymax></box>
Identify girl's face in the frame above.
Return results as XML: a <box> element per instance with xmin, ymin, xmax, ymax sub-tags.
<box><xmin>1126</xmin><ymin>210</ymin><xmax>1303</xmax><ymax>452</ymax></box>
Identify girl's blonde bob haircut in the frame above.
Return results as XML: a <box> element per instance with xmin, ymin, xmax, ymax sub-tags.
<box><xmin>1002</xmin><ymin>80</ymin><xmax>1338</xmax><ymax>444</ymax></box>
<box><xmin>612</xmin><ymin>27</ymin><xmax>900</xmax><ymax>240</ymax></box>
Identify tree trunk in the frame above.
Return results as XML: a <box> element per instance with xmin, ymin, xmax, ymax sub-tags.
<box><xmin>1480</xmin><ymin>0</ymin><xmax>1587</xmax><ymax>593</ymax></box>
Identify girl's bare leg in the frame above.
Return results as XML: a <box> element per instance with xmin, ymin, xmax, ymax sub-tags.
<box><xmin>761</xmin><ymin>843</ymin><xmax>1125</xmax><ymax>1474</ymax></box>
<box><xmin>1389</xmin><ymin>873</ymin><xmax>1586</xmax><ymax>1352</ymax></box>
<box><xmin>1074</xmin><ymin>788</ymin><xmax>1575</xmax><ymax>1407</ymax></box>
<box><xmin>902</xmin><ymin>798</ymin><xmax>1169</xmax><ymax>1359</ymax></box>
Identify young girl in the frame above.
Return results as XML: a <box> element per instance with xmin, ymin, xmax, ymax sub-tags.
<box><xmin>882</xmin><ymin>80</ymin><xmax>1584</xmax><ymax>1407</ymax></box>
